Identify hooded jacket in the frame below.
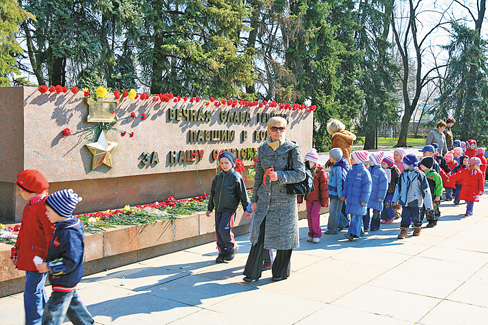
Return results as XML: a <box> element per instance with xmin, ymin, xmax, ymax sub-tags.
<box><xmin>305</xmin><ymin>165</ymin><xmax>329</xmax><ymax>207</ymax></box>
<box><xmin>392</xmin><ymin>167</ymin><xmax>433</xmax><ymax>209</ymax></box>
<box><xmin>328</xmin><ymin>158</ymin><xmax>350</xmax><ymax>198</ymax></box>
<box><xmin>47</xmin><ymin>217</ymin><xmax>85</xmax><ymax>292</ymax></box>
<box><xmin>423</xmin><ymin>168</ymin><xmax>443</xmax><ymax>197</ymax></box>
<box><xmin>343</xmin><ymin>163</ymin><xmax>372</xmax><ymax>216</ymax></box>
<box><xmin>449</xmin><ymin>168</ymin><xmax>484</xmax><ymax>202</ymax></box>
<box><xmin>208</xmin><ymin>169</ymin><xmax>250</xmax><ymax>213</ymax></box>
<box><xmin>367</xmin><ymin>165</ymin><xmax>388</xmax><ymax>211</ymax></box>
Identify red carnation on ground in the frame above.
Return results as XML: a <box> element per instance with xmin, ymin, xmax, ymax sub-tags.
<box><xmin>141</xmin><ymin>113</ymin><xmax>147</xmax><ymax>120</ymax></box>
<box><xmin>190</xmin><ymin>97</ymin><xmax>194</xmax><ymax>103</ymax></box>
<box><xmin>205</xmin><ymin>102</ymin><xmax>210</xmax><ymax>106</ymax></box>
<box><xmin>221</xmin><ymin>99</ymin><xmax>226</xmax><ymax>105</ymax></box>
<box><xmin>152</xmin><ymin>95</ymin><xmax>159</xmax><ymax>102</ymax></box>
<box><xmin>122</xmin><ymin>90</ymin><xmax>128</xmax><ymax>98</ymax></box>
<box><xmin>121</xmin><ymin>132</ymin><xmax>126</xmax><ymax>137</ymax></box>
<box><xmin>49</xmin><ymin>86</ymin><xmax>56</xmax><ymax>93</ymax></box>
<box><xmin>196</xmin><ymin>96</ymin><xmax>201</xmax><ymax>102</ymax></box>
<box><xmin>55</xmin><ymin>85</ymin><xmax>63</xmax><ymax>94</ymax></box>
<box><xmin>114</xmin><ymin>90</ymin><xmax>121</xmax><ymax>99</ymax></box>
<box><xmin>129</xmin><ymin>132</ymin><xmax>134</xmax><ymax>138</ymax></box>
<box><xmin>62</xmin><ymin>128</ymin><xmax>71</xmax><ymax>136</ymax></box>
<box><xmin>184</xmin><ymin>96</ymin><xmax>188</xmax><ymax>101</ymax></box>
<box><xmin>135</xmin><ymin>94</ymin><xmax>139</xmax><ymax>99</ymax></box>
<box><xmin>71</xmin><ymin>86</ymin><xmax>79</xmax><ymax>94</ymax></box>
<box><xmin>13</xmin><ymin>225</ymin><xmax>21</xmax><ymax>232</ymax></box>
<box><xmin>173</xmin><ymin>98</ymin><xmax>178</xmax><ymax>103</ymax></box>
<box><xmin>38</xmin><ymin>85</ymin><xmax>48</xmax><ymax>93</ymax></box>
<box><xmin>62</xmin><ymin>86</ymin><xmax>68</xmax><ymax>93</ymax></box>
<box><xmin>130</xmin><ymin>112</ymin><xmax>136</xmax><ymax>118</ymax></box>
<box><xmin>84</xmin><ymin>90</ymin><xmax>90</xmax><ymax>97</ymax></box>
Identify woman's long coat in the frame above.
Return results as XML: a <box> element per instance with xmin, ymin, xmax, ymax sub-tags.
<box><xmin>250</xmin><ymin>139</ymin><xmax>306</xmax><ymax>250</ymax></box>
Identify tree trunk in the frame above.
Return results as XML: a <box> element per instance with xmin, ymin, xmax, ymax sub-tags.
<box><xmin>245</xmin><ymin>0</ymin><xmax>261</xmax><ymax>94</ymax></box>
<box><xmin>22</xmin><ymin>21</ymin><xmax>44</xmax><ymax>85</ymax></box>
<box><xmin>396</xmin><ymin>106</ymin><xmax>411</xmax><ymax>147</ymax></box>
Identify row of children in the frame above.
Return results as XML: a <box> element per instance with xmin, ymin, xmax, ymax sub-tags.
<box><xmin>301</xmin><ymin>141</ymin><xmax>486</xmax><ymax>242</ymax></box>
<box><xmin>10</xmin><ymin>170</ymin><xmax>93</xmax><ymax>325</ymax></box>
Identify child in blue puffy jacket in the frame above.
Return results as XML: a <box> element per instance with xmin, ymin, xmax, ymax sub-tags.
<box><xmin>342</xmin><ymin>151</ymin><xmax>372</xmax><ymax>241</ymax></box>
<box><xmin>365</xmin><ymin>152</ymin><xmax>389</xmax><ymax>232</ymax></box>
<box><xmin>325</xmin><ymin>148</ymin><xmax>350</xmax><ymax>234</ymax></box>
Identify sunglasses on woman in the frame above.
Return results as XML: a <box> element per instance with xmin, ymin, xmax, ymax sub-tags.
<box><xmin>270</xmin><ymin>126</ymin><xmax>286</xmax><ymax>132</ymax></box>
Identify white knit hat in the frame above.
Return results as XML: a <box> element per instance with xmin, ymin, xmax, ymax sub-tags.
<box><xmin>304</xmin><ymin>148</ymin><xmax>319</xmax><ymax>164</ymax></box>
<box><xmin>351</xmin><ymin>150</ymin><xmax>369</xmax><ymax>164</ymax></box>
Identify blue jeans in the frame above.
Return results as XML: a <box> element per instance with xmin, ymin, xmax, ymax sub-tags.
<box><xmin>363</xmin><ymin>210</ymin><xmax>371</xmax><ymax>231</ymax></box>
<box><xmin>42</xmin><ymin>290</ymin><xmax>93</xmax><ymax>325</ymax></box>
<box><xmin>445</xmin><ymin>187</ymin><xmax>453</xmax><ymax>200</ymax></box>
<box><xmin>381</xmin><ymin>193</ymin><xmax>394</xmax><ymax>220</ymax></box>
<box><xmin>348</xmin><ymin>214</ymin><xmax>363</xmax><ymax>237</ymax></box>
<box><xmin>466</xmin><ymin>201</ymin><xmax>474</xmax><ymax>215</ymax></box>
<box><xmin>400</xmin><ymin>207</ymin><xmax>421</xmax><ymax>228</ymax></box>
<box><xmin>25</xmin><ymin>271</ymin><xmax>48</xmax><ymax>325</ymax></box>
<box><xmin>455</xmin><ymin>184</ymin><xmax>462</xmax><ymax>201</ymax></box>
<box><xmin>327</xmin><ymin>198</ymin><xmax>349</xmax><ymax>233</ymax></box>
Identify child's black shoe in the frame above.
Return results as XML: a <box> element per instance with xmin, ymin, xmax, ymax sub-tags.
<box><xmin>216</xmin><ymin>254</ymin><xmax>226</xmax><ymax>263</ymax></box>
<box><xmin>224</xmin><ymin>246</ymin><xmax>238</xmax><ymax>261</ymax></box>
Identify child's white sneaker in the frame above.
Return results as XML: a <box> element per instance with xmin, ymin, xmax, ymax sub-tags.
<box><xmin>312</xmin><ymin>237</ymin><xmax>320</xmax><ymax>243</ymax></box>
<box><xmin>307</xmin><ymin>237</ymin><xmax>313</xmax><ymax>242</ymax></box>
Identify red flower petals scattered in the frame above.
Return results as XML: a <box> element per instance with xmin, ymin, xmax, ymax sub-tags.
<box><xmin>141</xmin><ymin>113</ymin><xmax>146</xmax><ymax>120</ymax></box>
<box><xmin>121</xmin><ymin>132</ymin><xmax>126</xmax><ymax>137</ymax></box>
<box><xmin>38</xmin><ymin>85</ymin><xmax>48</xmax><ymax>93</ymax></box>
<box><xmin>129</xmin><ymin>132</ymin><xmax>134</xmax><ymax>138</ymax></box>
<box><xmin>62</xmin><ymin>128</ymin><xmax>71</xmax><ymax>136</ymax></box>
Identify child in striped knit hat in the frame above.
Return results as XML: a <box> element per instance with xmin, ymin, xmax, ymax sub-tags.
<box><xmin>342</xmin><ymin>151</ymin><xmax>372</xmax><ymax>241</ymax></box>
<box><xmin>380</xmin><ymin>156</ymin><xmax>401</xmax><ymax>224</ymax></box>
<box><xmin>365</xmin><ymin>152</ymin><xmax>388</xmax><ymax>232</ymax></box>
<box><xmin>36</xmin><ymin>189</ymin><xmax>94</xmax><ymax>324</ymax></box>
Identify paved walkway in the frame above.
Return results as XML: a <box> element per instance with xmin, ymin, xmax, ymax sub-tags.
<box><xmin>2</xmin><ymin>185</ymin><xmax>488</xmax><ymax>325</ymax></box>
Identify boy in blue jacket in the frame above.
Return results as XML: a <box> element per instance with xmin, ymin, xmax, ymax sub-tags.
<box><xmin>392</xmin><ymin>154</ymin><xmax>434</xmax><ymax>239</ymax></box>
<box><xmin>366</xmin><ymin>152</ymin><xmax>389</xmax><ymax>231</ymax></box>
<box><xmin>36</xmin><ymin>189</ymin><xmax>94</xmax><ymax>325</ymax></box>
<box><xmin>342</xmin><ymin>151</ymin><xmax>372</xmax><ymax>241</ymax></box>
<box><xmin>325</xmin><ymin>148</ymin><xmax>350</xmax><ymax>234</ymax></box>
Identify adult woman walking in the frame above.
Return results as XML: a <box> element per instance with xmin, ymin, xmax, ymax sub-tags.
<box><xmin>426</xmin><ymin>121</ymin><xmax>448</xmax><ymax>155</ymax></box>
<box><xmin>243</xmin><ymin>116</ymin><xmax>306</xmax><ymax>282</ymax></box>
<box><xmin>324</xmin><ymin>119</ymin><xmax>356</xmax><ymax>167</ymax></box>
<box><xmin>445</xmin><ymin>117</ymin><xmax>456</xmax><ymax>151</ymax></box>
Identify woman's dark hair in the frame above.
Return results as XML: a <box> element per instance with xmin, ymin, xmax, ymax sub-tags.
<box><xmin>305</xmin><ymin>161</ymin><xmax>311</xmax><ymax>169</ymax></box>
<box><xmin>446</xmin><ymin>117</ymin><xmax>456</xmax><ymax>124</ymax></box>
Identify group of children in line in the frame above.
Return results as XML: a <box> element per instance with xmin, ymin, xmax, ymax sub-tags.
<box><xmin>10</xmin><ymin>138</ymin><xmax>487</xmax><ymax>324</ymax></box>
<box><xmin>301</xmin><ymin>139</ymin><xmax>486</xmax><ymax>241</ymax></box>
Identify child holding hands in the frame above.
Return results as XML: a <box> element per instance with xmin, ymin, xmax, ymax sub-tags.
<box><xmin>325</xmin><ymin>148</ymin><xmax>350</xmax><ymax>234</ymax></box>
<box><xmin>449</xmin><ymin>157</ymin><xmax>484</xmax><ymax>216</ymax></box>
<box><xmin>342</xmin><ymin>151</ymin><xmax>372</xmax><ymax>241</ymax></box>
<box><xmin>207</xmin><ymin>151</ymin><xmax>252</xmax><ymax>263</ymax></box>
<box><xmin>11</xmin><ymin>170</ymin><xmax>54</xmax><ymax>325</ymax></box>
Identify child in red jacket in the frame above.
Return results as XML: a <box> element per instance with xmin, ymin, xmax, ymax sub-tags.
<box><xmin>304</xmin><ymin>149</ymin><xmax>329</xmax><ymax>243</ymax></box>
<box><xmin>450</xmin><ymin>157</ymin><xmax>484</xmax><ymax>216</ymax></box>
<box><xmin>475</xmin><ymin>148</ymin><xmax>487</xmax><ymax>183</ymax></box>
<box><xmin>442</xmin><ymin>152</ymin><xmax>458</xmax><ymax>201</ymax></box>
<box><xmin>10</xmin><ymin>170</ymin><xmax>54</xmax><ymax>325</ymax></box>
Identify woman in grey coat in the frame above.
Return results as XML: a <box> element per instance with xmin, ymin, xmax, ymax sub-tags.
<box><xmin>243</xmin><ymin>116</ymin><xmax>306</xmax><ymax>282</ymax></box>
<box><xmin>426</xmin><ymin>121</ymin><xmax>448</xmax><ymax>155</ymax></box>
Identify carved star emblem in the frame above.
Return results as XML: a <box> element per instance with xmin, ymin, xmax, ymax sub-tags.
<box><xmin>85</xmin><ymin>131</ymin><xmax>118</xmax><ymax>169</ymax></box>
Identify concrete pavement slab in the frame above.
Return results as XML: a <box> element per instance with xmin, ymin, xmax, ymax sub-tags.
<box><xmin>206</xmin><ymin>287</ymin><xmax>327</xmax><ymax>324</ymax></box>
<box><xmin>168</xmin><ymin>308</ymin><xmax>251</xmax><ymax>325</ymax></box>
<box><xmin>296</xmin><ymin>304</ymin><xmax>414</xmax><ymax>325</ymax></box>
<box><xmin>446</xmin><ymin>280</ymin><xmax>488</xmax><ymax>308</ymax></box>
<box><xmin>331</xmin><ymin>247</ymin><xmax>412</xmax><ymax>268</ymax></box>
<box><xmin>332</xmin><ymin>285</ymin><xmax>440</xmax><ymax>323</ymax></box>
<box><xmin>418</xmin><ymin>300</ymin><xmax>488</xmax><ymax>325</ymax></box>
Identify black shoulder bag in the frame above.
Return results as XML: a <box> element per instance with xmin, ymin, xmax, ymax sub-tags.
<box><xmin>284</xmin><ymin>149</ymin><xmax>315</xmax><ymax>195</ymax></box>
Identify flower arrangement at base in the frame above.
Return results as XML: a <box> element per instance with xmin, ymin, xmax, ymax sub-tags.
<box><xmin>0</xmin><ymin>224</ymin><xmax>18</xmax><ymax>244</ymax></box>
<box><xmin>77</xmin><ymin>194</ymin><xmax>210</xmax><ymax>233</ymax></box>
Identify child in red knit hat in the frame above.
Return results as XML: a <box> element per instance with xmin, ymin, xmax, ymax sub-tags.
<box><xmin>11</xmin><ymin>170</ymin><xmax>54</xmax><ymax>325</ymax></box>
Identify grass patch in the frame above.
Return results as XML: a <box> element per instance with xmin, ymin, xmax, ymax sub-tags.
<box><xmin>355</xmin><ymin>136</ymin><xmax>426</xmax><ymax>148</ymax></box>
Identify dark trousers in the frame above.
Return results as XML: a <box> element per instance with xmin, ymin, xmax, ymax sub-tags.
<box><xmin>215</xmin><ymin>211</ymin><xmax>236</xmax><ymax>254</ymax></box>
<box><xmin>400</xmin><ymin>206</ymin><xmax>422</xmax><ymax>228</ymax></box>
<box><xmin>243</xmin><ymin>218</ymin><xmax>292</xmax><ymax>279</ymax></box>
<box><xmin>421</xmin><ymin>198</ymin><xmax>440</xmax><ymax>222</ymax></box>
